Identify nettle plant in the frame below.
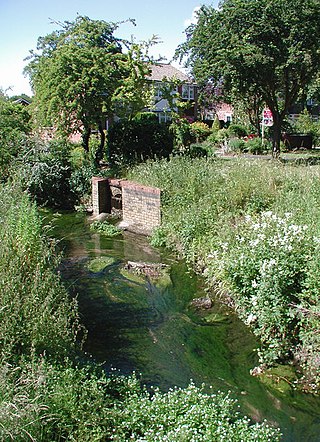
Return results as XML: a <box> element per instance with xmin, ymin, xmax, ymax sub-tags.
<box><xmin>208</xmin><ymin>211</ymin><xmax>313</xmax><ymax>366</ymax></box>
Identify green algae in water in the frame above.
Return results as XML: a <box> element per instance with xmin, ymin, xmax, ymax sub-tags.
<box><xmin>87</xmin><ymin>256</ymin><xmax>117</xmax><ymax>273</ymax></box>
<box><xmin>120</xmin><ymin>265</ymin><xmax>172</xmax><ymax>289</ymax></box>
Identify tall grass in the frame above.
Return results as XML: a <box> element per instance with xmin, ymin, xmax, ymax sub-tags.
<box><xmin>0</xmin><ymin>184</ymin><xmax>81</xmax><ymax>362</ymax></box>
<box><xmin>129</xmin><ymin>156</ymin><xmax>320</xmax><ymax>390</ymax></box>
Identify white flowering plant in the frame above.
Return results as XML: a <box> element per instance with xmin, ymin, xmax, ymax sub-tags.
<box><xmin>207</xmin><ymin>211</ymin><xmax>313</xmax><ymax>366</ymax></box>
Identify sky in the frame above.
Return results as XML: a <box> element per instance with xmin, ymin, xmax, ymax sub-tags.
<box><xmin>0</xmin><ymin>0</ymin><xmax>217</xmax><ymax>97</ymax></box>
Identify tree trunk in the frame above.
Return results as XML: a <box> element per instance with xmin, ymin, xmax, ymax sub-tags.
<box><xmin>95</xmin><ymin>121</ymin><xmax>106</xmax><ymax>166</ymax></box>
<box><xmin>82</xmin><ymin>126</ymin><xmax>91</xmax><ymax>153</ymax></box>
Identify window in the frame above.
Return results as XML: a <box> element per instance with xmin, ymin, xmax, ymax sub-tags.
<box><xmin>182</xmin><ymin>84</ymin><xmax>194</xmax><ymax>100</ymax></box>
<box><xmin>158</xmin><ymin>112</ymin><xmax>171</xmax><ymax>123</ymax></box>
<box><xmin>154</xmin><ymin>81</ymin><xmax>163</xmax><ymax>100</ymax></box>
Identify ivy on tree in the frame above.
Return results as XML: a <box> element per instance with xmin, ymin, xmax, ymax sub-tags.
<box><xmin>25</xmin><ymin>16</ymin><xmax>154</xmax><ymax>164</ymax></box>
<box><xmin>177</xmin><ymin>0</ymin><xmax>320</xmax><ymax>155</ymax></box>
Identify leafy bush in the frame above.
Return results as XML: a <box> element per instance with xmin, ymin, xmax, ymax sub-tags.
<box><xmin>69</xmin><ymin>159</ymin><xmax>99</xmax><ymax>202</ymax></box>
<box><xmin>291</xmin><ymin>109</ymin><xmax>320</xmax><ymax>146</ymax></box>
<box><xmin>228</xmin><ymin>138</ymin><xmax>246</xmax><ymax>153</ymax></box>
<box><xmin>0</xmin><ymin>95</ymin><xmax>31</xmax><ymax>180</ymax></box>
<box><xmin>15</xmin><ymin>138</ymin><xmax>76</xmax><ymax>208</ymax></box>
<box><xmin>108</xmin><ymin>119</ymin><xmax>173</xmax><ymax>167</ymax></box>
<box><xmin>184</xmin><ymin>143</ymin><xmax>208</xmax><ymax>158</ymax></box>
<box><xmin>0</xmin><ymin>363</ymin><xmax>280</xmax><ymax>441</ymax></box>
<box><xmin>245</xmin><ymin>137</ymin><xmax>270</xmax><ymax>154</ymax></box>
<box><xmin>190</xmin><ymin>121</ymin><xmax>211</xmax><ymax>142</ymax></box>
<box><xmin>228</xmin><ymin>123</ymin><xmax>248</xmax><ymax>138</ymax></box>
<box><xmin>208</xmin><ymin>211</ymin><xmax>312</xmax><ymax>365</ymax></box>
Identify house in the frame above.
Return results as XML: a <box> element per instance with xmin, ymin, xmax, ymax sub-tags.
<box><xmin>146</xmin><ymin>63</ymin><xmax>197</xmax><ymax>123</ymax></box>
<box><xmin>204</xmin><ymin>102</ymin><xmax>233</xmax><ymax>126</ymax></box>
<box><xmin>13</xmin><ymin>98</ymin><xmax>31</xmax><ymax>106</ymax></box>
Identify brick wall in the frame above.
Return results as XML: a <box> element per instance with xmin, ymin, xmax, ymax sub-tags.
<box><xmin>121</xmin><ymin>181</ymin><xmax>161</xmax><ymax>235</ymax></box>
<box><xmin>92</xmin><ymin>177</ymin><xmax>161</xmax><ymax>235</ymax></box>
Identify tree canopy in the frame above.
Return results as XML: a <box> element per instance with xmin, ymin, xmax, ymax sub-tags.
<box><xmin>177</xmin><ymin>0</ymin><xmax>320</xmax><ymax>154</ymax></box>
<box><xmin>25</xmin><ymin>16</ymin><xmax>154</xmax><ymax>162</ymax></box>
<box><xmin>0</xmin><ymin>93</ymin><xmax>31</xmax><ymax>178</ymax></box>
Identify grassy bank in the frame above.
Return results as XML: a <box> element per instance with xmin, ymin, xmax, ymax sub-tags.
<box><xmin>0</xmin><ymin>184</ymin><xmax>280</xmax><ymax>440</ymax></box>
<box><xmin>128</xmin><ymin>156</ymin><xmax>320</xmax><ymax>391</ymax></box>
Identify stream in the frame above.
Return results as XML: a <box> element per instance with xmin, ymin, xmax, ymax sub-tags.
<box><xmin>48</xmin><ymin>211</ymin><xmax>320</xmax><ymax>442</ymax></box>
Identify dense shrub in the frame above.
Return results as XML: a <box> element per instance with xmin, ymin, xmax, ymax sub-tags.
<box><xmin>190</xmin><ymin>121</ymin><xmax>211</xmax><ymax>142</ymax></box>
<box><xmin>0</xmin><ymin>96</ymin><xmax>31</xmax><ymax>180</ymax></box>
<box><xmin>184</xmin><ymin>142</ymin><xmax>209</xmax><ymax>158</ymax></box>
<box><xmin>228</xmin><ymin>138</ymin><xmax>246</xmax><ymax>153</ymax></box>
<box><xmin>228</xmin><ymin>123</ymin><xmax>248</xmax><ymax>138</ymax></box>
<box><xmin>15</xmin><ymin>138</ymin><xmax>75</xmax><ymax>208</ymax></box>
<box><xmin>208</xmin><ymin>211</ymin><xmax>311</xmax><ymax>364</ymax></box>
<box><xmin>108</xmin><ymin>119</ymin><xmax>174</xmax><ymax>167</ymax></box>
<box><xmin>245</xmin><ymin>137</ymin><xmax>271</xmax><ymax>154</ymax></box>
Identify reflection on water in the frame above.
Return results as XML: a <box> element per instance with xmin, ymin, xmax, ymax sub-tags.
<box><xmin>48</xmin><ymin>211</ymin><xmax>320</xmax><ymax>442</ymax></box>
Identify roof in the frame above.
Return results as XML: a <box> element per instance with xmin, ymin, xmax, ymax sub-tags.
<box><xmin>147</xmin><ymin>63</ymin><xmax>191</xmax><ymax>82</ymax></box>
<box><xmin>13</xmin><ymin>98</ymin><xmax>31</xmax><ymax>106</ymax></box>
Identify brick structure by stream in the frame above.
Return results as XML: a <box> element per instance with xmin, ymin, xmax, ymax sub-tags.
<box><xmin>92</xmin><ymin>177</ymin><xmax>161</xmax><ymax>235</ymax></box>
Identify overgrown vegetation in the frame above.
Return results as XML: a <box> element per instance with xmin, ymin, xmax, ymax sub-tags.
<box><xmin>0</xmin><ymin>183</ymin><xmax>279</xmax><ymax>440</ymax></box>
<box><xmin>0</xmin><ymin>94</ymin><xmax>31</xmax><ymax>180</ymax></box>
<box><xmin>129</xmin><ymin>156</ymin><xmax>320</xmax><ymax>391</ymax></box>
<box><xmin>108</xmin><ymin>114</ymin><xmax>174</xmax><ymax>168</ymax></box>
<box><xmin>0</xmin><ymin>185</ymin><xmax>81</xmax><ymax>361</ymax></box>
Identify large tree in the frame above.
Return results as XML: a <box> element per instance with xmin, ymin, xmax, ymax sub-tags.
<box><xmin>25</xmin><ymin>16</ymin><xmax>153</xmax><ymax>163</ymax></box>
<box><xmin>177</xmin><ymin>0</ymin><xmax>320</xmax><ymax>155</ymax></box>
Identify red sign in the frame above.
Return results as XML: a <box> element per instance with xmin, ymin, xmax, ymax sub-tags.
<box><xmin>262</xmin><ymin>108</ymin><xmax>273</xmax><ymax>126</ymax></box>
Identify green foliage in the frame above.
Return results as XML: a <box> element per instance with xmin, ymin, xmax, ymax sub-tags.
<box><xmin>0</xmin><ymin>95</ymin><xmax>31</xmax><ymax>179</ymax></box>
<box><xmin>184</xmin><ymin>143</ymin><xmax>209</xmax><ymax>158</ymax></box>
<box><xmin>89</xmin><ymin>220</ymin><xmax>122</xmax><ymax>237</ymax></box>
<box><xmin>228</xmin><ymin>138</ymin><xmax>246</xmax><ymax>153</ymax></box>
<box><xmin>246</xmin><ymin>138</ymin><xmax>271</xmax><ymax>155</ymax></box>
<box><xmin>212</xmin><ymin>115</ymin><xmax>221</xmax><ymax>131</ymax></box>
<box><xmin>0</xmin><ymin>362</ymin><xmax>280</xmax><ymax>441</ymax></box>
<box><xmin>291</xmin><ymin>109</ymin><xmax>320</xmax><ymax>146</ymax></box>
<box><xmin>14</xmin><ymin>138</ymin><xmax>76</xmax><ymax>208</ymax></box>
<box><xmin>209</xmin><ymin>211</ymin><xmax>312</xmax><ymax>364</ymax></box>
<box><xmin>150</xmin><ymin>226</ymin><xmax>168</xmax><ymax>247</ymax></box>
<box><xmin>178</xmin><ymin>0</ymin><xmax>320</xmax><ymax>154</ymax></box>
<box><xmin>170</xmin><ymin>117</ymin><xmax>193</xmax><ymax>150</ymax></box>
<box><xmin>228</xmin><ymin>123</ymin><xmax>248</xmax><ymax>138</ymax></box>
<box><xmin>108</xmin><ymin>119</ymin><xmax>174</xmax><ymax>167</ymax></box>
<box><xmin>0</xmin><ymin>185</ymin><xmax>80</xmax><ymax>362</ymax></box>
<box><xmin>190</xmin><ymin>121</ymin><xmax>211</xmax><ymax>142</ymax></box>
<box><xmin>107</xmin><ymin>382</ymin><xmax>281</xmax><ymax>441</ymax></box>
